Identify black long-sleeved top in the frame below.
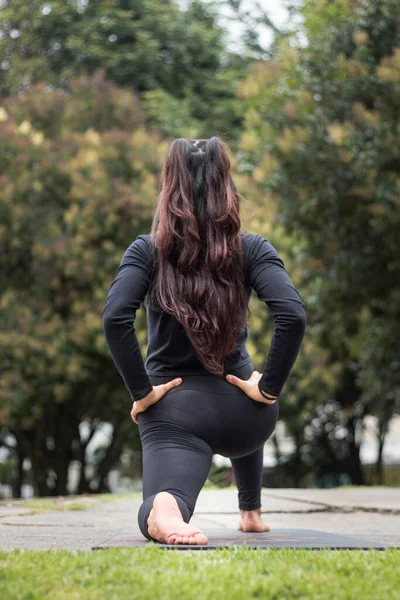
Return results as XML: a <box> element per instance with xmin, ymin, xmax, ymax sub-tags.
<box><xmin>102</xmin><ymin>232</ymin><xmax>306</xmax><ymax>404</ymax></box>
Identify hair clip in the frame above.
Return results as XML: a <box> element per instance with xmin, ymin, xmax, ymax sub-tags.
<box><xmin>192</xmin><ymin>140</ymin><xmax>205</xmax><ymax>155</ymax></box>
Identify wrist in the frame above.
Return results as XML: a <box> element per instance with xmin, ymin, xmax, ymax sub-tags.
<box><xmin>135</xmin><ymin>398</ymin><xmax>147</xmax><ymax>407</ymax></box>
<box><xmin>131</xmin><ymin>385</ymin><xmax>154</xmax><ymax>405</ymax></box>
<box><xmin>132</xmin><ymin>390</ymin><xmax>153</xmax><ymax>409</ymax></box>
<box><xmin>258</xmin><ymin>382</ymin><xmax>278</xmax><ymax>400</ymax></box>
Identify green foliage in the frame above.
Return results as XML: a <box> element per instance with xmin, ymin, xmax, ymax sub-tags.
<box><xmin>237</xmin><ymin>0</ymin><xmax>400</xmax><ymax>482</ymax></box>
<box><xmin>3</xmin><ymin>0</ymin><xmax>399</xmax><ymax>492</ymax></box>
<box><xmin>0</xmin><ymin>0</ymin><xmax>250</xmax><ymax>139</ymax></box>
<box><xmin>0</xmin><ymin>0</ymin><xmax>283</xmax><ymax>496</ymax></box>
<box><xmin>0</xmin><ymin>69</ymin><xmax>165</xmax><ymax>495</ymax></box>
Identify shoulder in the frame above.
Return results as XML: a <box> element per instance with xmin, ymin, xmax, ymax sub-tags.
<box><xmin>134</xmin><ymin>233</ymin><xmax>152</xmax><ymax>251</ymax></box>
<box><xmin>138</xmin><ymin>233</ymin><xmax>156</xmax><ymax>263</ymax></box>
<box><xmin>127</xmin><ymin>233</ymin><xmax>151</xmax><ymax>254</ymax></box>
<box><xmin>241</xmin><ymin>230</ymin><xmax>271</xmax><ymax>255</ymax></box>
<box><xmin>119</xmin><ymin>233</ymin><xmax>153</xmax><ymax>270</ymax></box>
<box><xmin>241</xmin><ymin>231</ymin><xmax>285</xmax><ymax>268</ymax></box>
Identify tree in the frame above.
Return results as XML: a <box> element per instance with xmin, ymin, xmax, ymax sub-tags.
<box><xmin>236</xmin><ymin>0</ymin><xmax>400</xmax><ymax>483</ymax></box>
<box><xmin>0</xmin><ymin>70</ymin><xmax>164</xmax><ymax>495</ymax></box>
<box><xmin>0</xmin><ymin>0</ymin><xmax>251</xmax><ymax>139</ymax></box>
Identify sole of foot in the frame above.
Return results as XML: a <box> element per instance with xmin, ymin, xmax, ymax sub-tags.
<box><xmin>147</xmin><ymin>491</ymin><xmax>208</xmax><ymax>545</ymax></box>
<box><xmin>238</xmin><ymin>508</ymin><xmax>270</xmax><ymax>532</ymax></box>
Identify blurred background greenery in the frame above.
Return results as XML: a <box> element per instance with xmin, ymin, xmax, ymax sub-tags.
<box><xmin>1</xmin><ymin>0</ymin><xmax>399</xmax><ymax>498</ymax></box>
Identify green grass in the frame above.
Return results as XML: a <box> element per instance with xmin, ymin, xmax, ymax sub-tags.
<box><xmin>0</xmin><ymin>492</ymin><xmax>141</xmax><ymax>514</ymax></box>
<box><xmin>0</xmin><ymin>547</ymin><xmax>399</xmax><ymax>599</ymax></box>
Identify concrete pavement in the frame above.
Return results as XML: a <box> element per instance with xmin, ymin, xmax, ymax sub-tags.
<box><xmin>0</xmin><ymin>487</ymin><xmax>399</xmax><ymax>551</ymax></box>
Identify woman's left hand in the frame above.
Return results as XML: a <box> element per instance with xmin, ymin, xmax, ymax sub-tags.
<box><xmin>130</xmin><ymin>377</ymin><xmax>183</xmax><ymax>424</ymax></box>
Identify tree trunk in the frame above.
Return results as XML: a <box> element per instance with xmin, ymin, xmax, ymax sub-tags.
<box><xmin>76</xmin><ymin>456</ymin><xmax>91</xmax><ymax>495</ymax></box>
<box><xmin>375</xmin><ymin>416</ymin><xmax>388</xmax><ymax>485</ymax></box>
<box><xmin>344</xmin><ymin>416</ymin><xmax>365</xmax><ymax>485</ymax></box>
<box><xmin>12</xmin><ymin>445</ymin><xmax>24</xmax><ymax>499</ymax></box>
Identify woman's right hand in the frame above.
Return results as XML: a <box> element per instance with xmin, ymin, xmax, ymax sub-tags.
<box><xmin>225</xmin><ymin>370</ymin><xmax>278</xmax><ymax>404</ymax></box>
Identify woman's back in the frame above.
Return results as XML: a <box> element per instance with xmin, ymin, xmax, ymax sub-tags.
<box><xmin>103</xmin><ymin>229</ymin><xmax>306</xmax><ymax>401</ymax></box>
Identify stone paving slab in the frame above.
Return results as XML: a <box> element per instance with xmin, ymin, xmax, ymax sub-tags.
<box><xmin>0</xmin><ymin>501</ymin><xmax>142</xmax><ymax>527</ymax></box>
<box><xmin>0</xmin><ymin>507</ymin><xmax>35</xmax><ymax>518</ymax></box>
<box><xmin>200</xmin><ymin>510</ymin><xmax>400</xmax><ymax>536</ymax></box>
<box><xmin>262</xmin><ymin>487</ymin><xmax>400</xmax><ymax>512</ymax></box>
<box><xmin>1</xmin><ymin>488</ymin><xmax>399</xmax><ymax>551</ymax></box>
<box><xmin>0</xmin><ymin>526</ymin><xmax>121</xmax><ymax>552</ymax></box>
<box><xmin>194</xmin><ymin>488</ymin><xmax>327</xmax><ymax>513</ymax></box>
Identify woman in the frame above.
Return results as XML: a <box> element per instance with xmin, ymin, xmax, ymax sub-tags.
<box><xmin>103</xmin><ymin>137</ymin><xmax>306</xmax><ymax>546</ymax></box>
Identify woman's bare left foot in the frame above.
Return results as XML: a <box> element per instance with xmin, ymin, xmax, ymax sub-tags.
<box><xmin>238</xmin><ymin>507</ymin><xmax>270</xmax><ymax>532</ymax></box>
<box><xmin>147</xmin><ymin>491</ymin><xmax>208</xmax><ymax>545</ymax></box>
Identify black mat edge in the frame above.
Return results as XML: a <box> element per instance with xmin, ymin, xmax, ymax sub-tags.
<box><xmin>92</xmin><ymin>544</ymin><xmax>389</xmax><ymax>551</ymax></box>
<box><xmin>92</xmin><ymin>527</ymin><xmax>126</xmax><ymax>550</ymax></box>
<box><xmin>91</xmin><ymin>528</ymin><xmax>391</xmax><ymax>551</ymax></box>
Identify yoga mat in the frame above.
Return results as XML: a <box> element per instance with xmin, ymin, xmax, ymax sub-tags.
<box><xmin>92</xmin><ymin>528</ymin><xmax>390</xmax><ymax>550</ymax></box>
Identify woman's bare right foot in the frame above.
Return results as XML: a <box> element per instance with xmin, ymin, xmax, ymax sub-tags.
<box><xmin>238</xmin><ymin>507</ymin><xmax>270</xmax><ymax>532</ymax></box>
<box><xmin>147</xmin><ymin>491</ymin><xmax>208</xmax><ymax>545</ymax></box>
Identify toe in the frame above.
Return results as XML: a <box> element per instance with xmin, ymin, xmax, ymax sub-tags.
<box><xmin>197</xmin><ymin>533</ymin><xmax>208</xmax><ymax>544</ymax></box>
<box><xmin>167</xmin><ymin>534</ymin><xmax>178</xmax><ymax>544</ymax></box>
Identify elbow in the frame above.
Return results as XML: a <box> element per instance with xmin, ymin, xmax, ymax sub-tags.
<box><xmin>297</xmin><ymin>306</ymin><xmax>307</xmax><ymax>329</ymax></box>
<box><xmin>102</xmin><ymin>306</ymin><xmax>135</xmax><ymax>337</ymax></box>
<box><xmin>287</xmin><ymin>305</ymin><xmax>307</xmax><ymax>335</ymax></box>
<box><xmin>102</xmin><ymin>311</ymin><xmax>114</xmax><ymax>336</ymax></box>
<box><xmin>102</xmin><ymin>306</ymin><xmax>119</xmax><ymax>334</ymax></box>
<box><xmin>295</xmin><ymin>305</ymin><xmax>307</xmax><ymax>328</ymax></box>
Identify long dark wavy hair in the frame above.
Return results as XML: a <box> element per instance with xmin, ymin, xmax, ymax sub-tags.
<box><xmin>146</xmin><ymin>136</ymin><xmax>250</xmax><ymax>376</ymax></box>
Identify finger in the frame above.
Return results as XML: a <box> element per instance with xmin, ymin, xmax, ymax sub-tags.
<box><xmin>225</xmin><ymin>374</ymin><xmax>244</xmax><ymax>389</ymax></box>
<box><xmin>131</xmin><ymin>403</ymin><xmax>138</xmax><ymax>423</ymax></box>
<box><xmin>164</xmin><ymin>378</ymin><xmax>182</xmax><ymax>390</ymax></box>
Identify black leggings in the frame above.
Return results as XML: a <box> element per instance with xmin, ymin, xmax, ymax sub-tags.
<box><xmin>137</xmin><ymin>361</ymin><xmax>279</xmax><ymax>540</ymax></box>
